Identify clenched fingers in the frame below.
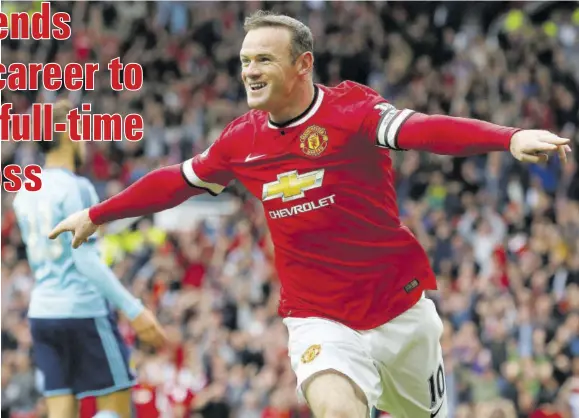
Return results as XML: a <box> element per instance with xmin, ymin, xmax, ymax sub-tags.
<box><xmin>529</xmin><ymin>142</ymin><xmax>560</xmax><ymax>152</ymax></box>
<box><xmin>520</xmin><ymin>152</ymin><xmax>549</xmax><ymax>164</ymax></box>
<box><xmin>558</xmin><ymin>145</ymin><xmax>568</xmax><ymax>164</ymax></box>
<box><xmin>72</xmin><ymin>234</ymin><xmax>85</xmax><ymax>249</ymax></box>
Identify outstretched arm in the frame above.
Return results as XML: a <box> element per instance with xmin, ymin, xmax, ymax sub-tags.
<box><xmin>397</xmin><ymin>113</ymin><xmax>570</xmax><ymax>163</ymax></box>
<box><xmin>89</xmin><ymin>164</ymin><xmax>201</xmax><ymax>224</ymax></box>
<box><xmin>49</xmin><ymin>164</ymin><xmax>204</xmax><ymax>248</ymax></box>
<box><xmin>397</xmin><ymin>113</ymin><xmax>517</xmax><ymax>155</ymax></box>
<box><xmin>50</xmin><ymin>120</ymin><xmax>238</xmax><ymax>248</ymax></box>
<box><xmin>367</xmin><ymin>100</ymin><xmax>571</xmax><ymax>163</ymax></box>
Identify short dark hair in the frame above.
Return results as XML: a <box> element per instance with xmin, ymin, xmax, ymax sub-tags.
<box><xmin>243</xmin><ymin>10</ymin><xmax>313</xmax><ymax>62</ymax></box>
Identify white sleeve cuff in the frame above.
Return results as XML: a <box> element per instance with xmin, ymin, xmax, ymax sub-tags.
<box><xmin>181</xmin><ymin>159</ymin><xmax>225</xmax><ymax>195</ymax></box>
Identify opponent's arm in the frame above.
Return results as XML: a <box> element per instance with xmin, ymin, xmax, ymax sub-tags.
<box><xmin>71</xmin><ymin>242</ymin><xmax>166</xmax><ymax>347</ymax></box>
<box><xmin>64</xmin><ymin>179</ymin><xmax>166</xmax><ymax>346</ymax></box>
<box><xmin>58</xmin><ymin>179</ymin><xmax>146</xmax><ymax>318</ymax></box>
<box><xmin>71</xmin><ymin>244</ymin><xmax>144</xmax><ymax>320</ymax></box>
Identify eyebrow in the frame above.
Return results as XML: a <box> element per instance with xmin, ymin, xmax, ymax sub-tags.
<box><xmin>239</xmin><ymin>53</ymin><xmax>275</xmax><ymax>59</ymax></box>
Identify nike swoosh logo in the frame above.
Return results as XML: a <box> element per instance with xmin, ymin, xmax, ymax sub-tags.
<box><xmin>245</xmin><ymin>154</ymin><xmax>266</xmax><ymax>162</ymax></box>
<box><xmin>430</xmin><ymin>403</ymin><xmax>443</xmax><ymax>417</ymax></box>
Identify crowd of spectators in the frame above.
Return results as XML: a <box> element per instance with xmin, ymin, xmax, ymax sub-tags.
<box><xmin>2</xmin><ymin>2</ymin><xmax>579</xmax><ymax>417</ymax></box>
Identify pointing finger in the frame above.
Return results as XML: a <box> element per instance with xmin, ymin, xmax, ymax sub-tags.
<box><xmin>48</xmin><ymin>222</ymin><xmax>69</xmax><ymax>240</ymax></box>
<box><xmin>540</xmin><ymin>135</ymin><xmax>571</xmax><ymax>146</ymax></box>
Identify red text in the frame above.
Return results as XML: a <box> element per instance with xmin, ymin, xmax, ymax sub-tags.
<box><xmin>0</xmin><ymin>2</ymin><xmax>71</xmax><ymax>40</ymax></box>
<box><xmin>0</xmin><ymin>62</ymin><xmax>99</xmax><ymax>91</ymax></box>
<box><xmin>3</xmin><ymin>165</ymin><xmax>42</xmax><ymax>192</ymax></box>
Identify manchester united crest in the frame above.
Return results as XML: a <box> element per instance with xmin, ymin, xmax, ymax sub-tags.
<box><xmin>300</xmin><ymin>344</ymin><xmax>322</xmax><ymax>364</ymax></box>
<box><xmin>300</xmin><ymin>125</ymin><xmax>329</xmax><ymax>157</ymax></box>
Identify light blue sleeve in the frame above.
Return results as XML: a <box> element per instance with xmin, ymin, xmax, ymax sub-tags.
<box><xmin>63</xmin><ymin>178</ymin><xmax>144</xmax><ymax>320</ymax></box>
<box><xmin>71</xmin><ymin>243</ymin><xmax>144</xmax><ymax>320</ymax></box>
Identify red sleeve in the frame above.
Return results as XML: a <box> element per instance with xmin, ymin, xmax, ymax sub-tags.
<box><xmin>361</xmin><ymin>100</ymin><xmax>520</xmax><ymax>156</ymax></box>
<box><xmin>89</xmin><ymin>123</ymin><xmax>239</xmax><ymax>225</ymax></box>
<box><xmin>89</xmin><ymin>164</ymin><xmax>202</xmax><ymax>225</ymax></box>
<box><xmin>180</xmin><ymin>123</ymin><xmax>236</xmax><ymax>196</ymax></box>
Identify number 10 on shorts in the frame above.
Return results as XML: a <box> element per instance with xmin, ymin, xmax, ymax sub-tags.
<box><xmin>428</xmin><ymin>364</ymin><xmax>445</xmax><ymax>408</ymax></box>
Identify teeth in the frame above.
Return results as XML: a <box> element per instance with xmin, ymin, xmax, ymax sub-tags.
<box><xmin>250</xmin><ymin>83</ymin><xmax>266</xmax><ymax>90</ymax></box>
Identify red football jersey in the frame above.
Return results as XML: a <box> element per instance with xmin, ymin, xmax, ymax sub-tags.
<box><xmin>132</xmin><ymin>383</ymin><xmax>160</xmax><ymax>418</ymax></box>
<box><xmin>181</xmin><ymin>81</ymin><xmax>437</xmax><ymax>330</ymax></box>
<box><xmin>166</xmin><ymin>384</ymin><xmax>195</xmax><ymax>418</ymax></box>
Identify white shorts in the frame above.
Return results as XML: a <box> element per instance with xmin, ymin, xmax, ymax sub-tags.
<box><xmin>283</xmin><ymin>293</ymin><xmax>447</xmax><ymax>418</ymax></box>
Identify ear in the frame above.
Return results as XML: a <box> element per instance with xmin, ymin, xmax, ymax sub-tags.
<box><xmin>296</xmin><ymin>51</ymin><xmax>314</xmax><ymax>77</ymax></box>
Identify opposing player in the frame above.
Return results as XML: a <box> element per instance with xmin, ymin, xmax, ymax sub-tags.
<box><xmin>49</xmin><ymin>12</ymin><xmax>571</xmax><ymax>418</ymax></box>
<box><xmin>13</xmin><ymin>101</ymin><xmax>166</xmax><ymax>418</ymax></box>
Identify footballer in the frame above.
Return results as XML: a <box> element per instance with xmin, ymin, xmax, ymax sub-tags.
<box><xmin>13</xmin><ymin>101</ymin><xmax>166</xmax><ymax>418</ymax></box>
<box><xmin>50</xmin><ymin>12</ymin><xmax>570</xmax><ymax>418</ymax></box>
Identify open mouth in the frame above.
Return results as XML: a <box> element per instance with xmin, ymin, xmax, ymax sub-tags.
<box><xmin>249</xmin><ymin>82</ymin><xmax>267</xmax><ymax>91</ymax></box>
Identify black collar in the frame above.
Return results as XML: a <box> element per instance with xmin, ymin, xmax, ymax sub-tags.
<box><xmin>268</xmin><ymin>85</ymin><xmax>319</xmax><ymax>128</ymax></box>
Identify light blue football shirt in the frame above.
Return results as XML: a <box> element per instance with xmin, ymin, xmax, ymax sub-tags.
<box><xmin>13</xmin><ymin>168</ymin><xmax>143</xmax><ymax>320</ymax></box>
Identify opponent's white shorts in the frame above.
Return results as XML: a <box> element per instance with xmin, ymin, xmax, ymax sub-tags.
<box><xmin>283</xmin><ymin>293</ymin><xmax>447</xmax><ymax>418</ymax></box>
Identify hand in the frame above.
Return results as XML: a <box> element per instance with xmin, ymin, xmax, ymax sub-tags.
<box><xmin>510</xmin><ymin>130</ymin><xmax>571</xmax><ymax>164</ymax></box>
<box><xmin>48</xmin><ymin>209</ymin><xmax>98</xmax><ymax>248</ymax></box>
<box><xmin>130</xmin><ymin>308</ymin><xmax>167</xmax><ymax>348</ymax></box>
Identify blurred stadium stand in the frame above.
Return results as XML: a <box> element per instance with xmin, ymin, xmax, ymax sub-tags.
<box><xmin>2</xmin><ymin>2</ymin><xmax>579</xmax><ymax>417</ymax></box>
